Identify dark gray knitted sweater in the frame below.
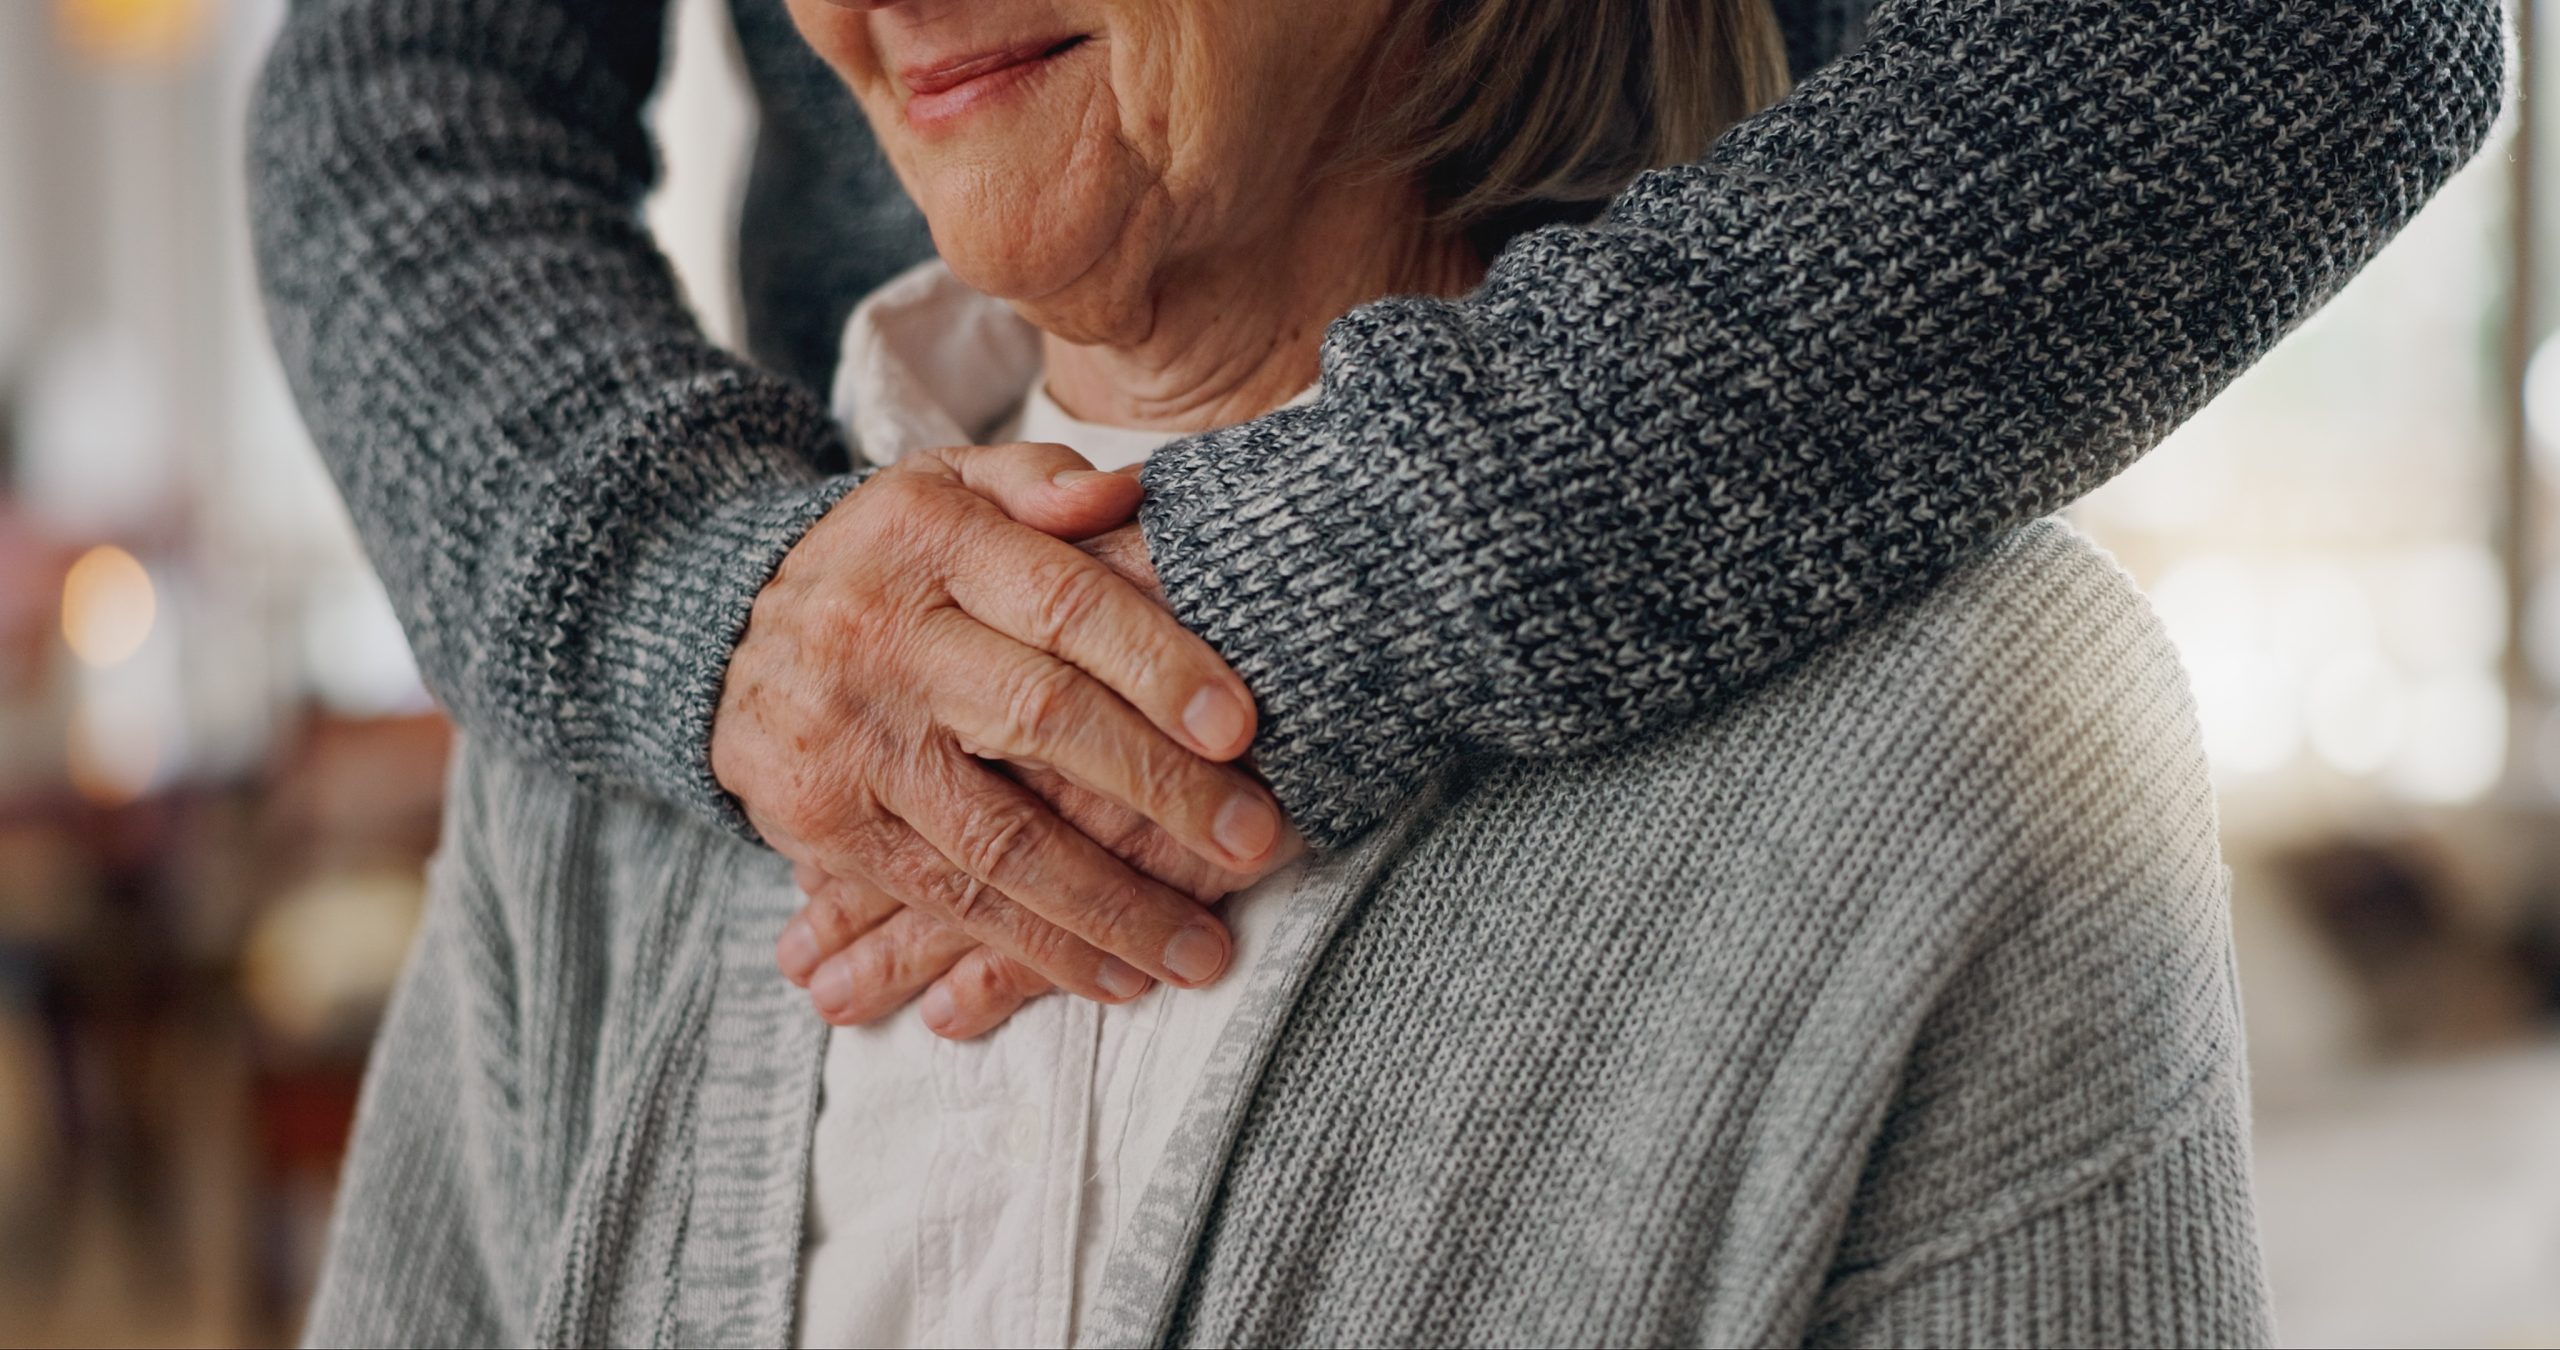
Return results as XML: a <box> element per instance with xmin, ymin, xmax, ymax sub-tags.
<box><xmin>247</xmin><ymin>0</ymin><xmax>2503</xmax><ymax>845</ymax></box>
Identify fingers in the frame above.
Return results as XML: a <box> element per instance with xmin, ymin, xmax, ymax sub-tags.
<box><xmin>830</xmin><ymin>784</ymin><xmax>1225</xmax><ymax>1001</ymax></box>
<box><xmin>918</xmin><ymin>948</ymin><xmax>1054</xmax><ymax>1040</ymax></box>
<box><xmin>1077</xmin><ymin>522</ymin><xmax>1158</xmax><ymax>599</ymax></box>
<box><xmin>934</xmin><ymin>499</ymin><xmax>1257</xmax><ymax>763</ymax></box>
<box><xmin>923</xmin><ymin>612</ymin><xmax>1286</xmax><ymax>874</ymax></box>
<box><xmin>721</xmin><ymin>449</ymin><xmax>1267</xmax><ymax>1026</ymax></box>
<box><xmin>775</xmin><ymin>874</ymin><xmax>900</xmax><ymax>988</ymax></box>
<box><xmin>926</xmin><ymin>440</ymin><xmax>1143</xmax><ymax>541</ymax></box>
<box><xmin>784</xmin><ymin>765</ymin><xmax>1287</xmax><ymax>1035</ymax></box>
<box><xmin>785</xmin><ymin>871</ymin><xmax>1063</xmax><ymax>1037</ymax></box>
<box><xmin>804</xmin><ymin>905</ymin><xmax>981</xmax><ymax>1026</ymax></box>
<box><xmin>1007</xmin><ymin>761</ymin><xmax>1298</xmax><ymax>901</ymax></box>
<box><xmin>883</xmin><ymin>747</ymin><xmax>1235</xmax><ymax>995</ymax></box>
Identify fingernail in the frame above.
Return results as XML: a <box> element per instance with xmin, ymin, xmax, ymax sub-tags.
<box><xmin>1162</xmin><ymin>926</ymin><xmax>1227</xmax><ymax>986</ymax></box>
<box><xmin>1184</xmin><ymin>687</ymin><xmax>1249</xmax><ymax>754</ymax></box>
<box><xmin>778</xmin><ymin>918</ymin><xmax>820</xmax><ymax>980</ymax></box>
<box><xmin>1052</xmin><ymin>467</ymin><xmax>1108</xmax><ymax>487</ymax></box>
<box><xmin>1213</xmin><ymin>793</ymin><xmax>1279</xmax><ymax>863</ymax></box>
<box><xmin>920</xmin><ymin>984</ymin><xmax>957</xmax><ymax>1031</ymax></box>
<box><xmin>811</xmin><ymin>960</ymin><xmax>854</xmax><ymax>1013</ymax></box>
<box><xmin>1096</xmin><ymin>958</ymin><xmax>1150</xmax><ymax>1001</ymax></box>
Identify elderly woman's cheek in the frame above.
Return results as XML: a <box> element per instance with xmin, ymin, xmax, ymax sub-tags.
<box><xmin>936</xmin><ymin>104</ymin><xmax>1160</xmax><ymax>305</ymax></box>
<box><xmin>780</xmin><ymin>0</ymin><xmax>878</xmax><ymax>86</ymax></box>
<box><xmin>1153</xmin><ymin>1</ymin><xmax>1388</xmax><ymax>196</ymax></box>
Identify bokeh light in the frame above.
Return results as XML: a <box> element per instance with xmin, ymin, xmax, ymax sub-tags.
<box><xmin>53</xmin><ymin>0</ymin><xmax>209</xmax><ymax>67</ymax></box>
<box><xmin>59</xmin><ymin>544</ymin><xmax>154</xmax><ymax>668</ymax></box>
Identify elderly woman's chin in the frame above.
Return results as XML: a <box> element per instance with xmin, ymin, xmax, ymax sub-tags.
<box><xmin>912</xmin><ymin>165</ymin><xmax>1164</xmax><ymax>343</ymax></box>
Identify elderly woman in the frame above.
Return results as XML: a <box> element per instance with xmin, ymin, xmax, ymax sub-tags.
<box><xmin>304</xmin><ymin>0</ymin><xmax>2270</xmax><ymax>1345</ymax></box>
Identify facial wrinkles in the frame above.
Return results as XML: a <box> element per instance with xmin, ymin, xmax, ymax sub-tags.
<box><xmin>1010</xmin><ymin>28</ymin><xmax>1165</xmax><ymax>341</ymax></box>
<box><xmin>1035</xmin><ymin>2</ymin><xmax>1482</xmax><ymax>428</ymax></box>
<box><xmin>798</xmin><ymin>0</ymin><xmax>1475</xmax><ymax>430</ymax></box>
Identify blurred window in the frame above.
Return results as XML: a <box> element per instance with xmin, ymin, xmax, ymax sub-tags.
<box><xmin>2076</xmin><ymin>23</ymin><xmax>2558</xmax><ymax>826</ymax></box>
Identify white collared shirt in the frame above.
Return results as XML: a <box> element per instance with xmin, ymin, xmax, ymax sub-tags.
<box><xmin>797</xmin><ymin>261</ymin><xmax>1313</xmax><ymax>1349</ymax></box>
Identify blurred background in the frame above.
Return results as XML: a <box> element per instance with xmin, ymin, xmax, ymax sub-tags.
<box><xmin>0</xmin><ymin>0</ymin><xmax>2556</xmax><ymax>1344</ymax></box>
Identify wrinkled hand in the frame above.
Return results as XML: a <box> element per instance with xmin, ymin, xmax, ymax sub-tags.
<box><xmin>715</xmin><ymin>444</ymin><xmax>1296</xmax><ymax>1024</ymax></box>
<box><xmin>775</xmin><ymin>518</ymin><xmax>1303</xmax><ymax>1038</ymax></box>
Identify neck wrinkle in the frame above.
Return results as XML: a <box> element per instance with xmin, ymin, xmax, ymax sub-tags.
<box><xmin>1039</xmin><ymin>179</ymin><xmax>1483</xmax><ymax>434</ymax></box>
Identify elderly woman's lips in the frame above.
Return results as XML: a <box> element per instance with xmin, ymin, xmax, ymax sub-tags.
<box><xmin>901</xmin><ymin>36</ymin><xmax>1087</xmax><ymax>129</ymax></box>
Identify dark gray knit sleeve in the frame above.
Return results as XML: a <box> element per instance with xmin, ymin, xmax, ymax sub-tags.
<box><xmin>246</xmin><ymin>0</ymin><xmax>853</xmax><ymax>829</ymax></box>
<box><xmin>1138</xmin><ymin>0</ymin><xmax>2505</xmax><ymax>847</ymax></box>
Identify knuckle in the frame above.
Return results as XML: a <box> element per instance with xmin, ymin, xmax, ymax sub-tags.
<box><xmin>1075</xmin><ymin>879</ymin><xmax>1157</xmax><ymax>954</ymax></box>
<box><xmin>941</xmin><ymin>870</ymin><xmax>1004</xmax><ymax>926</ymax></box>
<box><xmin>1010</xmin><ymin>922</ymin><xmax>1080</xmax><ymax>980</ymax></box>
<box><xmin>968</xmin><ymin>954</ymin><xmax>1016</xmax><ymax>1001</ymax></box>
<box><xmin>801</xmin><ymin>794</ymin><xmax>898</xmax><ymax>866</ymax></box>
<box><xmin>867</xmin><ymin>461</ymin><xmax>936</xmax><ymax>510</ymax></box>
<box><xmin>1026</xmin><ymin>556</ymin><xmax>1111</xmax><ymax>649</ymax></box>
<box><xmin>1000</xmin><ymin>661</ymin><xmax>1087</xmax><ymax>753</ymax></box>
<box><xmin>842</xmin><ymin>936</ymin><xmax>904</xmax><ymax>994</ymax></box>
<box><xmin>1009</xmin><ymin>764</ymin><xmax>1073</xmax><ymax>811</ymax></box>
<box><xmin>1112</xmin><ymin>624</ymin><xmax>1180</xmax><ymax>704</ymax></box>
<box><xmin>803</xmin><ymin>897</ymin><xmax>859</xmax><ymax>948</ymax></box>
<box><xmin>1125</xmin><ymin>735</ymin><xmax>1201</xmax><ymax>823</ymax></box>
<box><xmin>815</xmin><ymin>589</ymin><xmax>885</xmax><ymax>657</ymax></box>
<box><xmin>865</xmin><ymin>475</ymin><xmax>966</xmax><ymax>566</ymax></box>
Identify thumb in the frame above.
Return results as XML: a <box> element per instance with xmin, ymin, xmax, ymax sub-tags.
<box><xmin>926</xmin><ymin>440</ymin><xmax>1141</xmax><ymax>540</ymax></box>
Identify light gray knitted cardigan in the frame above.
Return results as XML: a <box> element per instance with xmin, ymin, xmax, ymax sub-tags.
<box><xmin>304</xmin><ymin>520</ymin><xmax>2268</xmax><ymax>1348</ymax></box>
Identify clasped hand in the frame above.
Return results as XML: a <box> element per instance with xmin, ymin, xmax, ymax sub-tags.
<box><xmin>711</xmin><ymin>441</ymin><xmax>1302</xmax><ymax>1039</ymax></box>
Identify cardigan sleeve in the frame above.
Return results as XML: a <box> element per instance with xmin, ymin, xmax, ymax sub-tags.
<box><xmin>1136</xmin><ymin>0</ymin><xmax>2506</xmax><ymax>846</ymax></box>
<box><xmin>301</xmin><ymin>788</ymin><xmax>521</xmax><ymax>1347</ymax></box>
<box><xmin>246</xmin><ymin>0</ymin><xmax>855</xmax><ymax>830</ymax></box>
<box><xmin>1801</xmin><ymin>1119</ymin><xmax>2274</xmax><ymax>1347</ymax></box>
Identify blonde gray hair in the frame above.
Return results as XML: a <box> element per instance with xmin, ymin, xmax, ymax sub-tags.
<box><xmin>1347</xmin><ymin>0</ymin><xmax>1792</xmax><ymax>249</ymax></box>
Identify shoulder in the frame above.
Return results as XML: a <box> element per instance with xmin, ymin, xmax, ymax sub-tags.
<box><xmin>1751</xmin><ymin>519</ymin><xmax>2234</xmax><ymax>1038</ymax></box>
<box><xmin>1847</xmin><ymin>519</ymin><xmax>2205</xmax><ymax>835</ymax></box>
<box><xmin>1498</xmin><ymin>518</ymin><xmax>2239</xmax><ymax>1129</ymax></box>
<box><xmin>1450</xmin><ymin>518</ymin><xmax>2227</xmax><ymax>982</ymax></box>
<box><xmin>1604</xmin><ymin>518</ymin><xmax>2215</xmax><ymax>887</ymax></box>
<box><xmin>1809</xmin><ymin>517</ymin><xmax>2203</xmax><ymax>788</ymax></box>
<box><xmin>1411</xmin><ymin>522</ymin><xmax>2247</xmax><ymax>1281</ymax></box>
<box><xmin>1452</xmin><ymin>518</ymin><xmax>2212</xmax><ymax>881</ymax></box>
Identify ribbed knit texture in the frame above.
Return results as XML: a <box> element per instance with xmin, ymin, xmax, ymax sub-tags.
<box><xmin>246</xmin><ymin>0</ymin><xmax>2502</xmax><ymax>847</ymax></box>
<box><xmin>306</xmin><ymin>522</ymin><xmax>2272</xmax><ymax>1348</ymax></box>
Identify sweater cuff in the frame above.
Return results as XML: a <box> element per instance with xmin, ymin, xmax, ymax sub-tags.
<box><xmin>1139</xmin><ymin>302</ymin><xmax>1500</xmax><ymax>848</ymax></box>
<box><xmin>498</xmin><ymin>365</ymin><xmax>867</xmax><ymax>838</ymax></box>
<box><xmin>581</xmin><ymin>468</ymin><xmax>862</xmax><ymax>837</ymax></box>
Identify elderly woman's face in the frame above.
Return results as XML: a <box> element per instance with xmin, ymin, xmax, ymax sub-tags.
<box><xmin>789</xmin><ymin>0</ymin><xmax>1394</xmax><ymax>339</ymax></box>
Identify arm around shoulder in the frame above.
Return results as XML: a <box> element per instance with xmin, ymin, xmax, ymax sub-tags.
<box><xmin>248</xmin><ymin>0</ymin><xmax>853</xmax><ymax>829</ymax></box>
<box><xmin>1138</xmin><ymin>0</ymin><xmax>2504</xmax><ymax>848</ymax></box>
